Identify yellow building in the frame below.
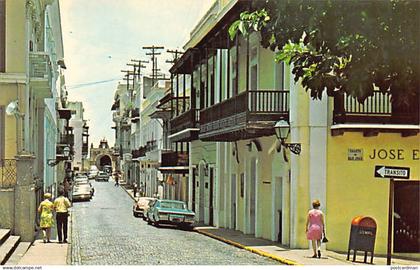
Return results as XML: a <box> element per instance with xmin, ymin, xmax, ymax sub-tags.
<box><xmin>0</xmin><ymin>0</ymin><xmax>67</xmax><ymax>241</ymax></box>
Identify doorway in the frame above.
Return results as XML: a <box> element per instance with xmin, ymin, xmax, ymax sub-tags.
<box><xmin>209</xmin><ymin>167</ymin><xmax>214</xmax><ymax>226</ymax></box>
<box><xmin>231</xmin><ymin>174</ymin><xmax>237</xmax><ymax>229</ymax></box>
<box><xmin>192</xmin><ymin>168</ymin><xmax>196</xmax><ymax>212</ymax></box>
<box><xmin>249</xmin><ymin>157</ymin><xmax>257</xmax><ymax>234</ymax></box>
<box><xmin>394</xmin><ymin>180</ymin><xmax>420</xmax><ymax>253</ymax></box>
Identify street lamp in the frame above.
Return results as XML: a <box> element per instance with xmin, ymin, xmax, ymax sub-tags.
<box><xmin>274</xmin><ymin>120</ymin><xmax>301</xmax><ymax>155</ymax></box>
<box><xmin>48</xmin><ymin>145</ymin><xmax>71</xmax><ymax>166</ymax></box>
<box><xmin>63</xmin><ymin>146</ymin><xmax>70</xmax><ymax>158</ymax></box>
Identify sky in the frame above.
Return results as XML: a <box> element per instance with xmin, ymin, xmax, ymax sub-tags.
<box><xmin>60</xmin><ymin>0</ymin><xmax>214</xmax><ymax>147</ymax></box>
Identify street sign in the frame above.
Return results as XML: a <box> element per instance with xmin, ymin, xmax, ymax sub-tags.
<box><xmin>374</xmin><ymin>165</ymin><xmax>410</xmax><ymax>179</ymax></box>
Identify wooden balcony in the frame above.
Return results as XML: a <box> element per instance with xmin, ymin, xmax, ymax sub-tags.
<box><xmin>169</xmin><ymin>109</ymin><xmax>200</xmax><ymax>142</ymax></box>
<box><xmin>199</xmin><ymin>90</ymin><xmax>289</xmax><ymax>141</ymax></box>
<box><xmin>333</xmin><ymin>91</ymin><xmax>419</xmax><ymax>125</ymax></box>
<box><xmin>159</xmin><ymin>151</ymin><xmax>189</xmax><ymax>174</ymax></box>
<box><xmin>332</xmin><ymin>91</ymin><xmax>419</xmax><ymax>136</ymax></box>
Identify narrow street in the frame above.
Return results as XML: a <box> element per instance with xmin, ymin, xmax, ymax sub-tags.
<box><xmin>70</xmin><ymin>179</ymin><xmax>280</xmax><ymax>265</ymax></box>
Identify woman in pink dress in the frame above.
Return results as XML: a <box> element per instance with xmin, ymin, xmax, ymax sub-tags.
<box><xmin>306</xmin><ymin>199</ymin><xmax>325</xmax><ymax>258</ymax></box>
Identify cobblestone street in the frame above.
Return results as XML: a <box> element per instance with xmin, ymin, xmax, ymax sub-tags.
<box><xmin>70</xmin><ymin>179</ymin><xmax>280</xmax><ymax>265</ymax></box>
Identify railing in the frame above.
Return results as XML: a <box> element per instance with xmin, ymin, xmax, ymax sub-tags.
<box><xmin>248</xmin><ymin>90</ymin><xmax>289</xmax><ymax>113</ymax></box>
<box><xmin>161</xmin><ymin>151</ymin><xmax>189</xmax><ymax>167</ymax></box>
<box><xmin>170</xmin><ymin>109</ymin><xmax>200</xmax><ymax>135</ymax></box>
<box><xmin>200</xmin><ymin>90</ymin><xmax>289</xmax><ymax>124</ymax></box>
<box><xmin>0</xmin><ymin>159</ymin><xmax>17</xmax><ymax>188</ymax></box>
<box><xmin>333</xmin><ymin>91</ymin><xmax>419</xmax><ymax>124</ymax></box>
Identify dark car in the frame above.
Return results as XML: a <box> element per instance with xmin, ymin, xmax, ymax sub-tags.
<box><xmin>95</xmin><ymin>171</ymin><xmax>109</xmax><ymax>182</ymax></box>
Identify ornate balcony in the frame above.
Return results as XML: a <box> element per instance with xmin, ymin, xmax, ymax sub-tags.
<box><xmin>29</xmin><ymin>52</ymin><xmax>53</xmax><ymax>99</ymax></box>
<box><xmin>159</xmin><ymin>151</ymin><xmax>189</xmax><ymax>174</ymax></box>
<box><xmin>169</xmin><ymin>109</ymin><xmax>200</xmax><ymax>142</ymax></box>
<box><xmin>332</xmin><ymin>91</ymin><xmax>419</xmax><ymax>136</ymax></box>
<box><xmin>199</xmin><ymin>90</ymin><xmax>289</xmax><ymax>141</ymax></box>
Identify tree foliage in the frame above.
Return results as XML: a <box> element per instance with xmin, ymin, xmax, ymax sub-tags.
<box><xmin>229</xmin><ymin>0</ymin><xmax>420</xmax><ymax>108</ymax></box>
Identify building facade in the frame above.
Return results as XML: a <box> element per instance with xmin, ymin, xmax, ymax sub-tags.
<box><xmin>165</xmin><ymin>0</ymin><xmax>419</xmax><ymax>259</ymax></box>
<box><xmin>0</xmin><ymin>0</ymin><xmax>69</xmax><ymax>241</ymax></box>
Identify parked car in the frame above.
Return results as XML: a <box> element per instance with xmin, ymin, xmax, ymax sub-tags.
<box><xmin>72</xmin><ymin>182</ymin><xmax>93</xmax><ymax>202</ymax></box>
<box><xmin>146</xmin><ymin>199</ymin><xmax>195</xmax><ymax>229</ymax></box>
<box><xmin>88</xmin><ymin>166</ymin><xmax>99</xmax><ymax>179</ymax></box>
<box><xmin>95</xmin><ymin>171</ymin><xmax>109</xmax><ymax>182</ymax></box>
<box><xmin>74</xmin><ymin>175</ymin><xmax>89</xmax><ymax>184</ymax></box>
<box><xmin>133</xmin><ymin>197</ymin><xmax>155</xmax><ymax>218</ymax></box>
<box><xmin>103</xmin><ymin>165</ymin><xmax>112</xmax><ymax>174</ymax></box>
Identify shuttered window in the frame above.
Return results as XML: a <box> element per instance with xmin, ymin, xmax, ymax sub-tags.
<box><xmin>0</xmin><ymin>0</ymin><xmax>5</xmax><ymax>72</ymax></box>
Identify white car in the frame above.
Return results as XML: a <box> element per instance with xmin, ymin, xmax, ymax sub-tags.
<box><xmin>72</xmin><ymin>182</ymin><xmax>93</xmax><ymax>202</ymax></box>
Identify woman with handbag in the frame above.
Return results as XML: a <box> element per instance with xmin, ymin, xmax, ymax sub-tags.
<box><xmin>305</xmin><ymin>199</ymin><xmax>326</xmax><ymax>258</ymax></box>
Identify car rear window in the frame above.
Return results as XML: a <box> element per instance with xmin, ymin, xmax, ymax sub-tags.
<box><xmin>160</xmin><ymin>201</ymin><xmax>186</xmax><ymax>210</ymax></box>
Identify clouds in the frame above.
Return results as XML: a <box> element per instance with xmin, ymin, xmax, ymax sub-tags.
<box><xmin>60</xmin><ymin>0</ymin><xmax>213</xmax><ymax>147</ymax></box>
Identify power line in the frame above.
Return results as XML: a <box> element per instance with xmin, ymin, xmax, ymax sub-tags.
<box><xmin>67</xmin><ymin>78</ymin><xmax>121</xmax><ymax>90</ymax></box>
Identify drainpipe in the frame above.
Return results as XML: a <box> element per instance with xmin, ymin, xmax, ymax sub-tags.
<box><xmin>23</xmin><ymin>1</ymin><xmax>31</xmax><ymax>154</ymax></box>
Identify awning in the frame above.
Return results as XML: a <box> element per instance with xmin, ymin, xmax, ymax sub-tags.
<box><xmin>168</xmin><ymin>128</ymin><xmax>199</xmax><ymax>142</ymax></box>
<box><xmin>158</xmin><ymin>166</ymin><xmax>189</xmax><ymax>174</ymax></box>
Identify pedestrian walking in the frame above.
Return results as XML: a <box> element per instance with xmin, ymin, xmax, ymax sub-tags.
<box><xmin>114</xmin><ymin>172</ymin><xmax>120</xmax><ymax>187</ymax></box>
<box><xmin>38</xmin><ymin>193</ymin><xmax>54</xmax><ymax>243</ymax></box>
<box><xmin>63</xmin><ymin>179</ymin><xmax>71</xmax><ymax>198</ymax></box>
<box><xmin>305</xmin><ymin>199</ymin><xmax>325</xmax><ymax>258</ymax></box>
<box><xmin>133</xmin><ymin>182</ymin><xmax>138</xmax><ymax>197</ymax></box>
<box><xmin>54</xmin><ymin>188</ymin><xmax>72</xmax><ymax>243</ymax></box>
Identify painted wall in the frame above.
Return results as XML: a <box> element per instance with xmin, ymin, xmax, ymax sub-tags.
<box><xmin>0</xmin><ymin>189</ymin><xmax>14</xmax><ymax>229</ymax></box>
<box><xmin>327</xmin><ymin>132</ymin><xmax>420</xmax><ymax>255</ymax></box>
<box><xmin>5</xmin><ymin>0</ymin><xmax>25</xmax><ymax>72</ymax></box>
<box><xmin>0</xmin><ymin>84</ymin><xmax>22</xmax><ymax>158</ymax></box>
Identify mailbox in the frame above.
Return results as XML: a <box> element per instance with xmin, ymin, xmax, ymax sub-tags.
<box><xmin>347</xmin><ymin>216</ymin><xmax>377</xmax><ymax>263</ymax></box>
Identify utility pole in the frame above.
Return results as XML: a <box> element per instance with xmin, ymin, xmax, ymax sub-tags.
<box><xmin>130</xmin><ymin>59</ymin><xmax>149</xmax><ymax>79</ymax></box>
<box><xmin>142</xmin><ymin>45</ymin><xmax>164</xmax><ymax>85</ymax></box>
<box><xmin>166</xmin><ymin>49</ymin><xmax>184</xmax><ymax>64</ymax></box>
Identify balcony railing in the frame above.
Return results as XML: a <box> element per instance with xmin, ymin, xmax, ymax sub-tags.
<box><xmin>0</xmin><ymin>159</ymin><xmax>17</xmax><ymax>188</ymax></box>
<box><xmin>333</xmin><ymin>91</ymin><xmax>419</xmax><ymax>125</ymax></box>
<box><xmin>170</xmin><ymin>109</ymin><xmax>200</xmax><ymax>135</ymax></box>
<box><xmin>160</xmin><ymin>151</ymin><xmax>189</xmax><ymax>167</ymax></box>
<box><xmin>29</xmin><ymin>52</ymin><xmax>53</xmax><ymax>99</ymax></box>
<box><xmin>199</xmin><ymin>90</ymin><xmax>289</xmax><ymax>141</ymax></box>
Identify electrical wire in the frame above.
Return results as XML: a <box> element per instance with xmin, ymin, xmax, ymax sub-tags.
<box><xmin>67</xmin><ymin>78</ymin><xmax>121</xmax><ymax>90</ymax></box>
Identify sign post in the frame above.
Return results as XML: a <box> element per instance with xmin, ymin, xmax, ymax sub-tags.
<box><xmin>387</xmin><ymin>178</ymin><xmax>394</xmax><ymax>265</ymax></box>
<box><xmin>374</xmin><ymin>165</ymin><xmax>410</xmax><ymax>265</ymax></box>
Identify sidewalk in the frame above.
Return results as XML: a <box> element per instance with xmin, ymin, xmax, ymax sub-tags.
<box><xmin>17</xmin><ymin>211</ymin><xmax>72</xmax><ymax>265</ymax></box>
<box><xmin>121</xmin><ymin>184</ymin><xmax>419</xmax><ymax>266</ymax></box>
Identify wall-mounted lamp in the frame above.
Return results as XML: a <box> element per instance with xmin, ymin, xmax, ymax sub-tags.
<box><xmin>48</xmin><ymin>146</ymin><xmax>71</xmax><ymax>166</ymax></box>
<box><xmin>274</xmin><ymin>120</ymin><xmax>301</xmax><ymax>155</ymax></box>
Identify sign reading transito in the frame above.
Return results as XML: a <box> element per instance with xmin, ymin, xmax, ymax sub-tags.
<box><xmin>374</xmin><ymin>165</ymin><xmax>410</xmax><ymax>179</ymax></box>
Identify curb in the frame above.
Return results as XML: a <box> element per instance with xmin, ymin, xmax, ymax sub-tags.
<box><xmin>195</xmin><ymin>229</ymin><xmax>300</xmax><ymax>266</ymax></box>
<box><xmin>121</xmin><ymin>185</ymin><xmax>136</xmax><ymax>201</ymax></box>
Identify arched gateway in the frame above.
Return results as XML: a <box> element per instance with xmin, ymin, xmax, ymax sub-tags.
<box><xmin>89</xmin><ymin>139</ymin><xmax>118</xmax><ymax>171</ymax></box>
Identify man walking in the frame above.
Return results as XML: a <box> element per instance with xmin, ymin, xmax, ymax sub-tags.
<box><xmin>54</xmin><ymin>188</ymin><xmax>72</xmax><ymax>243</ymax></box>
<box><xmin>133</xmin><ymin>182</ymin><xmax>138</xmax><ymax>197</ymax></box>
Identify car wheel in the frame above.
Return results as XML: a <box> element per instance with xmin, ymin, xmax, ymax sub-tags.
<box><xmin>154</xmin><ymin>221</ymin><xmax>160</xmax><ymax>227</ymax></box>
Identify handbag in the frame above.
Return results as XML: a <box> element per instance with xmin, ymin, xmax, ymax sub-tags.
<box><xmin>322</xmin><ymin>235</ymin><xmax>329</xmax><ymax>243</ymax></box>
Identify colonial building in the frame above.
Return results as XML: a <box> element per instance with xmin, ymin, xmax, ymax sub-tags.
<box><xmin>67</xmin><ymin>101</ymin><xmax>89</xmax><ymax>171</ymax></box>
<box><xmin>89</xmin><ymin>139</ymin><xmax>117</xmax><ymax>171</ymax></box>
<box><xmin>166</xmin><ymin>0</ymin><xmax>419</xmax><ymax>259</ymax></box>
<box><xmin>0</xmin><ymin>0</ymin><xmax>68</xmax><ymax>241</ymax></box>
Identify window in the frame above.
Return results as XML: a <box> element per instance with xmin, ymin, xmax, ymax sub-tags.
<box><xmin>0</xmin><ymin>0</ymin><xmax>5</xmax><ymax>72</ymax></box>
<box><xmin>275</xmin><ymin>61</ymin><xmax>285</xmax><ymax>90</ymax></box>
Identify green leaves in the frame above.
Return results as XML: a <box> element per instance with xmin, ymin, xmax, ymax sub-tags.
<box><xmin>229</xmin><ymin>0</ymin><xmax>420</xmax><ymax>108</ymax></box>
